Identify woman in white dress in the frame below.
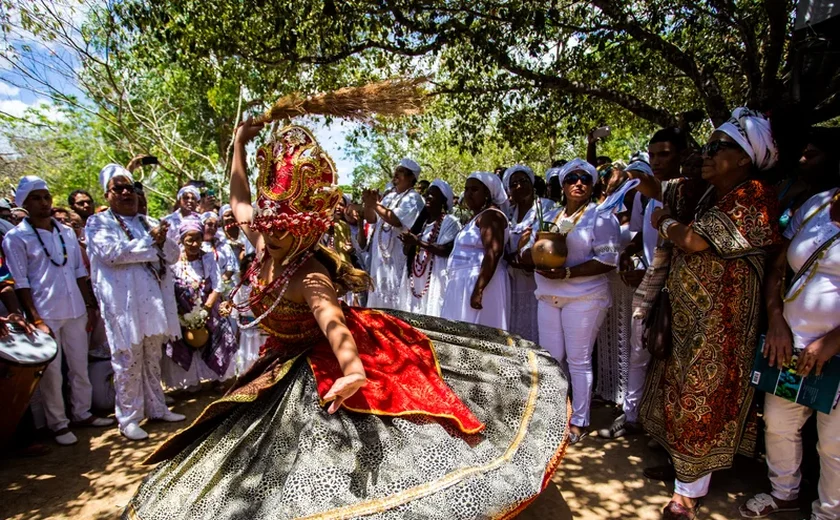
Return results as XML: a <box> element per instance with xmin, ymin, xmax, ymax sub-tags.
<box><xmin>503</xmin><ymin>164</ymin><xmax>545</xmax><ymax>342</ymax></box>
<box><xmin>741</xmin><ymin>187</ymin><xmax>840</xmax><ymax>520</ymax></box>
<box><xmin>231</xmin><ymin>253</ymin><xmax>264</xmax><ymax>375</ymax></box>
<box><xmin>397</xmin><ymin>180</ymin><xmax>461</xmax><ymax>317</ymax></box>
<box><xmin>364</xmin><ymin>159</ymin><xmax>425</xmax><ymax>310</ymax></box>
<box><xmin>523</xmin><ymin>158</ymin><xmax>623</xmax><ymax>444</ymax></box>
<box><xmin>162</xmin><ymin>217</ymin><xmax>237</xmax><ymax>390</ymax></box>
<box><xmin>201</xmin><ymin>211</ymin><xmax>237</xmax><ymax>289</ymax></box>
<box><xmin>441</xmin><ymin>172</ymin><xmax>510</xmax><ymax>329</ymax></box>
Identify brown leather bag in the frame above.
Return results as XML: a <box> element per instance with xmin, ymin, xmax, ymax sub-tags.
<box><xmin>643</xmin><ymin>287</ymin><xmax>673</xmax><ymax>359</ymax></box>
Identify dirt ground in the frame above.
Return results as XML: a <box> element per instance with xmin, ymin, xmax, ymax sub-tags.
<box><xmin>0</xmin><ymin>389</ymin><xmax>809</xmax><ymax>520</ymax></box>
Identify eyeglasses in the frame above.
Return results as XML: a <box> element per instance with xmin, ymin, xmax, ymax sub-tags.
<box><xmin>563</xmin><ymin>173</ymin><xmax>594</xmax><ymax>185</ymax></box>
<box><xmin>509</xmin><ymin>179</ymin><xmax>532</xmax><ymax>189</ymax></box>
<box><xmin>702</xmin><ymin>140</ymin><xmax>741</xmax><ymax>157</ymax></box>
<box><xmin>109</xmin><ymin>185</ymin><xmax>135</xmax><ymax>194</ymax></box>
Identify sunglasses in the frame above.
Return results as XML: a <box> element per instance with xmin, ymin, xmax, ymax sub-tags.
<box><xmin>109</xmin><ymin>184</ymin><xmax>135</xmax><ymax>194</ymax></box>
<box><xmin>702</xmin><ymin>140</ymin><xmax>741</xmax><ymax>157</ymax></box>
<box><xmin>563</xmin><ymin>173</ymin><xmax>594</xmax><ymax>185</ymax></box>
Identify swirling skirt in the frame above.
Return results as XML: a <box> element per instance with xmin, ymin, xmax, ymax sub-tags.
<box><xmin>124</xmin><ymin>311</ymin><xmax>569</xmax><ymax>520</ymax></box>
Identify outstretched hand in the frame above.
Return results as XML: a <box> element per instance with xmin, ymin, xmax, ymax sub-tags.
<box><xmin>323</xmin><ymin>372</ymin><xmax>367</xmax><ymax>414</ymax></box>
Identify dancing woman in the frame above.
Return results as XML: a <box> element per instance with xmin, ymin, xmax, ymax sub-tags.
<box><xmin>123</xmin><ymin>119</ymin><xmax>571</xmax><ymax>520</ymax></box>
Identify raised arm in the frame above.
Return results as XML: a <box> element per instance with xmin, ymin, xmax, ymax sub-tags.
<box><xmin>230</xmin><ymin>118</ymin><xmax>265</xmax><ymax>249</ymax></box>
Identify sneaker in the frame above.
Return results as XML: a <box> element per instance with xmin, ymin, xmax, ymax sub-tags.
<box><xmin>54</xmin><ymin>429</ymin><xmax>78</xmax><ymax>446</ymax></box>
<box><xmin>73</xmin><ymin>415</ymin><xmax>115</xmax><ymax>428</ymax></box>
<box><xmin>155</xmin><ymin>411</ymin><xmax>186</xmax><ymax>423</ymax></box>
<box><xmin>597</xmin><ymin>414</ymin><xmax>644</xmax><ymax>439</ymax></box>
<box><xmin>121</xmin><ymin>423</ymin><xmax>149</xmax><ymax>441</ymax></box>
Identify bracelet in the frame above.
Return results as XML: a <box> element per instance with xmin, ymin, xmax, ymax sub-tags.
<box><xmin>32</xmin><ymin>319</ymin><xmax>44</xmax><ymax>326</ymax></box>
<box><xmin>654</xmin><ymin>212</ymin><xmax>672</xmax><ymax>229</ymax></box>
<box><xmin>658</xmin><ymin>218</ymin><xmax>678</xmax><ymax>240</ymax></box>
<box><xmin>564</xmin><ymin>267</ymin><xmax>572</xmax><ymax>279</ymax></box>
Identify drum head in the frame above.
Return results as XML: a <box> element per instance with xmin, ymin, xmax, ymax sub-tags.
<box><xmin>0</xmin><ymin>328</ymin><xmax>58</xmax><ymax>365</ymax></box>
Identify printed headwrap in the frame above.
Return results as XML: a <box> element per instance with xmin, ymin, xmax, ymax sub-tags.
<box><xmin>467</xmin><ymin>171</ymin><xmax>508</xmax><ymax>206</ymax></box>
<box><xmin>251</xmin><ymin>125</ymin><xmax>342</xmax><ymax>263</ymax></box>
<box><xmin>177</xmin><ymin>185</ymin><xmax>201</xmax><ymax>201</ymax></box>
<box><xmin>715</xmin><ymin>107</ymin><xmax>778</xmax><ymax>171</ymax></box>
<box><xmin>555</xmin><ymin>158</ymin><xmax>598</xmax><ymax>185</ymax></box>
<box><xmin>502</xmin><ymin>164</ymin><xmax>535</xmax><ymax>192</ymax></box>
<box><xmin>429</xmin><ymin>179</ymin><xmax>454</xmax><ymax>210</ymax></box>
<box><xmin>178</xmin><ymin>216</ymin><xmax>204</xmax><ymax>239</ymax></box>
<box><xmin>15</xmin><ymin>176</ymin><xmax>49</xmax><ymax>206</ymax></box>
<box><xmin>98</xmin><ymin>164</ymin><xmax>134</xmax><ymax>193</ymax></box>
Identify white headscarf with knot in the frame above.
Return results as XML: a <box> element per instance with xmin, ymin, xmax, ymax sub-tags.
<box><xmin>98</xmin><ymin>164</ymin><xmax>134</xmax><ymax>193</ymax></box>
<box><xmin>429</xmin><ymin>179</ymin><xmax>454</xmax><ymax>210</ymax></box>
<box><xmin>177</xmin><ymin>185</ymin><xmax>201</xmax><ymax>201</ymax></box>
<box><xmin>716</xmin><ymin>107</ymin><xmax>778</xmax><ymax>171</ymax></box>
<box><xmin>467</xmin><ymin>171</ymin><xmax>508</xmax><ymax>206</ymax></box>
<box><xmin>555</xmin><ymin>158</ymin><xmax>598</xmax><ymax>185</ymax></box>
<box><xmin>502</xmin><ymin>164</ymin><xmax>535</xmax><ymax>192</ymax></box>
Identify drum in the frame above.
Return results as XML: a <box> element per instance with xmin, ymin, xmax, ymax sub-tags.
<box><xmin>0</xmin><ymin>327</ymin><xmax>57</xmax><ymax>446</ymax></box>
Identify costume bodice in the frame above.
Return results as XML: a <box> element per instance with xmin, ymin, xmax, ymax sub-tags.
<box><xmin>251</xmin><ymin>293</ymin><xmax>322</xmax><ymax>348</ymax></box>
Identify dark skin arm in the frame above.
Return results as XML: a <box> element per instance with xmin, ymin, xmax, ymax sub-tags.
<box><xmin>535</xmin><ymin>259</ymin><xmax>616</xmax><ymax>280</ymax></box>
<box><xmin>471</xmin><ymin>210</ymin><xmax>506</xmax><ymax>309</ymax></box>
<box><xmin>0</xmin><ymin>284</ymin><xmax>33</xmax><ymax>335</ymax></box>
<box><xmin>763</xmin><ymin>241</ymin><xmax>793</xmax><ymax>368</ymax></box>
<box><xmin>398</xmin><ymin>231</ymin><xmax>454</xmax><ymax>257</ymax></box>
<box><xmin>797</xmin><ymin>325</ymin><xmax>840</xmax><ymax>376</ymax></box>
<box><xmin>651</xmin><ymin>207</ymin><xmax>710</xmax><ymax>253</ymax></box>
<box><xmin>16</xmin><ymin>288</ymin><xmax>51</xmax><ymax>336</ymax></box>
<box><xmin>362</xmin><ymin>190</ymin><xmax>404</xmax><ymax>228</ymax></box>
<box><xmin>586</xmin><ymin>131</ymin><xmax>598</xmax><ymax>168</ymax></box>
<box><xmin>76</xmin><ymin>277</ymin><xmax>99</xmax><ymax>333</ymax></box>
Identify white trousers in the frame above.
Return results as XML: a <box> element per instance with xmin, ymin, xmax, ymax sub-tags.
<box><xmin>41</xmin><ymin>315</ymin><xmax>93</xmax><ymax>431</ymax></box>
<box><xmin>675</xmin><ymin>473</ymin><xmax>712</xmax><ymax>499</ymax></box>
<box><xmin>111</xmin><ymin>335</ymin><xmax>169</xmax><ymax>428</ymax></box>
<box><xmin>538</xmin><ymin>298</ymin><xmax>608</xmax><ymax>428</ymax></box>
<box><xmin>623</xmin><ymin>317</ymin><xmax>651</xmax><ymax>422</ymax></box>
<box><xmin>765</xmin><ymin>393</ymin><xmax>840</xmax><ymax>520</ymax></box>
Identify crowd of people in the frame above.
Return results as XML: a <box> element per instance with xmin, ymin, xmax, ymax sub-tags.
<box><xmin>0</xmin><ymin>105</ymin><xmax>838</xmax><ymax>520</ymax></box>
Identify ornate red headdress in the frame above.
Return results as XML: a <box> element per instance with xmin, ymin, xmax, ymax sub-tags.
<box><xmin>251</xmin><ymin>125</ymin><xmax>342</xmax><ymax>261</ymax></box>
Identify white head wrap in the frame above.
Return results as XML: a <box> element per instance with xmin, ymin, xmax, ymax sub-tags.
<box><xmin>342</xmin><ymin>193</ymin><xmax>351</xmax><ymax>206</ymax></box>
<box><xmin>715</xmin><ymin>107</ymin><xmax>778</xmax><ymax>171</ymax></box>
<box><xmin>220</xmin><ymin>204</ymin><xmax>232</xmax><ymax>216</ymax></box>
<box><xmin>98</xmin><ymin>164</ymin><xmax>134</xmax><ymax>193</ymax></box>
<box><xmin>625</xmin><ymin>160</ymin><xmax>653</xmax><ymax>176</ymax></box>
<box><xmin>467</xmin><ymin>171</ymin><xmax>508</xmax><ymax>206</ymax></box>
<box><xmin>398</xmin><ymin>158</ymin><xmax>421</xmax><ymax>176</ymax></box>
<box><xmin>555</xmin><ymin>158</ymin><xmax>598</xmax><ymax>185</ymax></box>
<box><xmin>201</xmin><ymin>211</ymin><xmax>218</xmax><ymax>222</ymax></box>
<box><xmin>15</xmin><ymin>176</ymin><xmax>49</xmax><ymax>206</ymax></box>
<box><xmin>545</xmin><ymin>167</ymin><xmax>562</xmax><ymax>183</ymax></box>
<box><xmin>177</xmin><ymin>185</ymin><xmax>201</xmax><ymax>201</ymax></box>
<box><xmin>429</xmin><ymin>179</ymin><xmax>454</xmax><ymax>210</ymax></box>
<box><xmin>502</xmin><ymin>164</ymin><xmax>535</xmax><ymax>192</ymax></box>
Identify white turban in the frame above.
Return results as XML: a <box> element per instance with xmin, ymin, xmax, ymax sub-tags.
<box><xmin>625</xmin><ymin>160</ymin><xmax>653</xmax><ymax>176</ymax></box>
<box><xmin>177</xmin><ymin>185</ymin><xmax>201</xmax><ymax>201</ymax></box>
<box><xmin>398</xmin><ymin>158</ymin><xmax>421</xmax><ymax>176</ymax></box>
<box><xmin>716</xmin><ymin>107</ymin><xmax>778</xmax><ymax>171</ymax></box>
<box><xmin>200</xmin><ymin>211</ymin><xmax>218</xmax><ymax>222</ymax></box>
<box><xmin>220</xmin><ymin>204</ymin><xmax>232</xmax><ymax>216</ymax></box>
<box><xmin>545</xmin><ymin>167</ymin><xmax>562</xmax><ymax>183</ymax></box>
<box><xmin>502</xmin><ymin>164</ymin><xmax>535</xmax><ymax>192</ymax></box>
<box><xmin>15</xmin><ymin>176</ymin><xmax>49</xmax><ymax>206</ymax></box>
<box><xmin>555</xmin><ymin>158</ymin><xmax>598</xmax><ymax>185</ymax></box>
<box><xmin>429</xmin><ymin>179</ymin><xmax>454</xmax><ymax>210</ymax></box>
<box><xmin>467</xmin><ymin>171</ymin><xmax>508</xmax><ymax>206</ymax></box>
<box><xmin>98</xmin><ymin>164</ymin><xmax>134</xmax><ymax>193</ymax></box>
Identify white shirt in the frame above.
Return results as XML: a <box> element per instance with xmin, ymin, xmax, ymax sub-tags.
<box><xmin>3</xmin><ymin>219</ymin><xmax>88</xmax><ymax>321</ymax></box>
<box><xmin>85</xmin><ymin>211</ymin><xmax>182</xmax><ymax>350</ymax></box>
<box><xmin>527</xmin><ymin>204</ymin><xmax>620</xmax><ymax>300</ymax></box>
<box><xmin>783</xmin><ymin>188</ymin><xmax>840</xmax><ymax>350</ymax></box>
<box><xmin>628</xmin><ymin>192</ymin><xmax>662</xmax><ymax>268</ymax></box>
<box><xmin>173</xmin><ymin>251</ymin><xmax>223</xmax><ymax>294</ymax></box>
<box><xmin>202</xmin><ymin>240</ymin><xmax>238</xmax><ymax>276</ymax></box>
<box><xmin>162</xmin><ymin>210</ymin><xmax>197</xmax><ymax>240</ymax></box>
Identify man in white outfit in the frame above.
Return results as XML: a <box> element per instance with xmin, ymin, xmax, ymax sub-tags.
<box><xmin>85</xmin><ymin>164</ymin><xmax>185</xmax><ymax>441</ymax></box>
<box><xmin>3</xmin><ymin>176</ymin><xmax>115</xmax><ymax>446</ymax></box>
<box><xmin>363</xmin><ymin>158</ymin><xmax>425</xmax><ymax>310</ymax></box>
<box><xmin>598</xmin><ymin>127</ymin><xmax>688</xmax><ymax>440</ymax></box>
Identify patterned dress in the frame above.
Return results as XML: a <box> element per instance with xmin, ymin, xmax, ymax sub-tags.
<box><xmin>640</xmin><ymin>179</ymin><xmax>781</xmax><ymax>482</ymax></box>
<box><xmin>124</xmin><ymin>274</ymin><xmax>570</xmax><ymax>519</ymax></box>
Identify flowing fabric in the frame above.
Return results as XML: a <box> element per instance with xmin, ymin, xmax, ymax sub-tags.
<box><xmin>125</xmin><ymin>300</ymin><xmax>570</xmax><ymax>520</ymax></box>
<box><xmin>640</xmin><ymin>179</ymin><xmax>781</xmax><ymax>482</ymax></box>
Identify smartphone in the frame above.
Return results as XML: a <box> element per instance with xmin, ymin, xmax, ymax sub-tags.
<box><xmin>141</xmin><ymin>156</ymin><xmax>159</xmax><ymax>166</ymax></box>
<box><xmin>592</xmin><ymin>126</ymin><xmax>611</xmax><ymax>139</ymax></box>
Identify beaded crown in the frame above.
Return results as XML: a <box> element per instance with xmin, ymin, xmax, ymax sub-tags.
<box><xmin>251</xmin><ymin>125</ymin><xmax>342</xmax><ymax>260</ymax></box>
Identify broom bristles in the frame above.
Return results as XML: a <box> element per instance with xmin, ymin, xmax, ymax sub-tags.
<box><xmin>255</xmin><ymin>77</ymin><xmax>428</xmax><ymax>125</ymax></box>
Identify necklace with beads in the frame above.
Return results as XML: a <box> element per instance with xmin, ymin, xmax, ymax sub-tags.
<box><xmin>410</xmin><ymin>214</ymin><xmax>444</xmax><ymax>299</ymax></box>
<box><xmin>27</xmin><ymin>218</ymin><xmax>68</xmax><ymax>267</ymax></box>
<box><xmin>551</xmin><ymin>203</ymin><xmax>587</xmax><ymax>235</ymax></box>
<box><xmin>110</xmin><ymin>210</ymin><xmax>166</xmax><ymax>282</ymax></box>
<box><xmin>377</xmin><ymin>189</ymin><xmax>413</xmax><ymax>260</ymax></box>
<box><xmin>178</xmin><ymin>252</ymin><xmax>205</xmax><ymax>291</ymax></box>
<box><xmin>224</xmin><ymin>250</ymin><xmax>314</xmax><ymax>329</ymax></box>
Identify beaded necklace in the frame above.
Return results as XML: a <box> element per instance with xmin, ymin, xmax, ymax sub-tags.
<box><xmin>551</xmin><ymin>203</ymin><xmax>587</xmax><ymax>235</ymax></box>
<box><xmin>178</xmin><ymin>252</ymin><xmax>206</xmax><ymax>290</ymax></box>
<box><xmin>26</xmin><ymin>218</ymin><xmax>68</xmax><ymax>267</ymax></box>
<box><xmin>377</xmin><ymin>189</ymin><xmax>413</xmax><ymax>260</ymax></box>
<box><xmin>110</xmin><ymin>210</ymin><xmax>166</xmax><ymax>283</ymax></box>
<box><xmin>410</xmin><ymin>214</ymin><xmax>444</xmax><ymax>299</ymax></box>
<box><xmin>226</xmin><ymin>250</ymin><xmax>314</xmax><ymax>329</ymax></box>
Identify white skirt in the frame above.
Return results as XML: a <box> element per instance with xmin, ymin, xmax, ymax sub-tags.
<box><xmin>236</xmin><ymin>327</ymin><xmax>265</xmax><ymax>375</ymax></box>
<box><xmin>441</xmin><ymin>263</ymin><xmax>510</xmax><ymax>330</ymax></box>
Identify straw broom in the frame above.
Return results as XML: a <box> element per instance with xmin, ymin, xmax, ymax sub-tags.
<box><xmin>254</xmin><ymin>77</ymin><xmax>428</xmax><ymax>125</ymax></box>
